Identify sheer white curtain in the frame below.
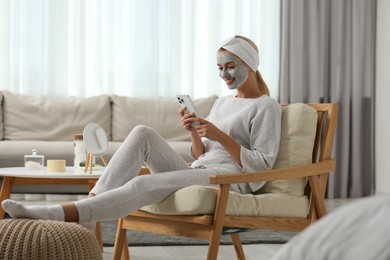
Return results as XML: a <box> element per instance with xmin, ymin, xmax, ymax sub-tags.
<box><xmin>0</xmin><ymin>0</ymin><xmax>280</xmax><ymax>98</ymax></box>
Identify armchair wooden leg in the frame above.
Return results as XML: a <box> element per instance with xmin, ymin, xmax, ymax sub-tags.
<box><xmin>207</xmin><ymin>184</ymin><xmax>230</xmax><ymax>260</ymax></box>
<box><xmin>112</xmin><ymin>218</ymin><xmax>128</xmax><ymax>260</ymax></box>
<box><xmin>121</xmin><ymin>236</ymin><xmax>130</xmax><ymax>260</ymax></box>
<box><xmin>207</xmin><ymin>231</ymin><xmax>223</xmax><ymax>260</ymax></box>
<box><xmin>308</xmin><ymin>175</ymin><xmax>327</xmax><ymax>218</ymax></box>
<box><xmin>231</xmin><ymin>234</ymin><xmax>245</xmax><ymax>260</ymax></box>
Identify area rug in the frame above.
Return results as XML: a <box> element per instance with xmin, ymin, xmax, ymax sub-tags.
<box><xmin>101</xmin><ymin>221</ymin><xmax>297</xmax><ymax>246</ymax></box>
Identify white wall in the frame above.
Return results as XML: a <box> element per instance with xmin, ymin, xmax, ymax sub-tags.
<box><xmin>375</xmin><ymin>0</ymin><xmax>390</xmax><ymax>193</ymax></box>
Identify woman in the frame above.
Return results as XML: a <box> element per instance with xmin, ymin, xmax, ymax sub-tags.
<box><xmin>2</xmin><ymin>36</ymin><xmax>282</xmax><ymax>228</ymax></box>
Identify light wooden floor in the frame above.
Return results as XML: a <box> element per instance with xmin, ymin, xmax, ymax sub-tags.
<box><xmin>10</xmin><ymin>196</ymin><xmax>355</xmax><ymax>260</ymax></box>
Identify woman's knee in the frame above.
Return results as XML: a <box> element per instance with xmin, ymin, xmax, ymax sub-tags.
<box><xmin>130</xmin><ymin>125</ymin><xmax>160</xmax><ymax>138</ymax></box>
<box><xmin>126</xmin><ymin>125</ymin><xmax>161</xmax><ymax>143</ymax></box>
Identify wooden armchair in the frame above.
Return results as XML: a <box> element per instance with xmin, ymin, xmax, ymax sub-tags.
<box><xmin>112</xmin><ymin>103</ymin><xmax>339</xmax><ymax>260</ymax></box>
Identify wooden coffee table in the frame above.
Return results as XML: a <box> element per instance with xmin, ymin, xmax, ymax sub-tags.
<box><xmin>0</xmin><ymin>167</ymin><xmax>103</xmax><ymax>247</ymax></box>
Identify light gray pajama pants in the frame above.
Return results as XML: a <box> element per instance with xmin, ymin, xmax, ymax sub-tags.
<box><xmin>74</xmin><ymin>125</ymin><xmax>242</xmax><ymax>223</ymax></box>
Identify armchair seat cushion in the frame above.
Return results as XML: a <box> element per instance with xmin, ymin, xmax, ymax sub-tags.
<box><xmin>141</xmin><ymin>185</ymin><xmax>309</xmax><ymax>217</ymax></box>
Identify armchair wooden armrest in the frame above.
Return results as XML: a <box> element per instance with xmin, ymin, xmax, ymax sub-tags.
<box><xmin>209</xmin><ymin>159</ymin><xmax>336</xmax><ymax>185</ymax></box>
<box><xmin>208</xmin><ymin>159</ymin><xmax>336</xmax><ymax>226</ymax></box>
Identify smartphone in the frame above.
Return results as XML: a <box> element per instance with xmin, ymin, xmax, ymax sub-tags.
<box><xmin>177</xmin><ymin>94</ymin><xmax>199</xmax><ymax>126</ymax></box>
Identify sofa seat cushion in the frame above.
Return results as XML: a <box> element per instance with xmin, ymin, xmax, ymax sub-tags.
<box><xmin>2</xmin><ymin>91</ymin><xmax>111</xmax><ymax>141</ymax></box>
<box><xmin>141</xmin><ymin>185</ymin><xmax>309</xmax><ymax>217</ymax></box>
<box><xmin>0</xmin><ymin>140</ymin><xmax>193</xmax><ymax>168</ymax></box>
<box><xmin>0</xmin><ymin>140</ymin><xmax>75</xmax><ymax>167</ymax></box>
<box><xmin>111</xmin><ymin>95</ymin><xmax>218</xmax><ymax>142</ymax></box>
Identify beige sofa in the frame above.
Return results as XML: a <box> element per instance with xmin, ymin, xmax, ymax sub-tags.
<box><xmin>0</xmin><ymin>90</ymin><xmax>217</xmax><ymax>193</ymax></box>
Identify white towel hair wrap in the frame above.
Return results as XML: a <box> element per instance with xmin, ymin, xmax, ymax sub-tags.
<box><xmin>219</xmin><ymin>36</ymin><xmax>259</xmax><ymax>72</ymax></box>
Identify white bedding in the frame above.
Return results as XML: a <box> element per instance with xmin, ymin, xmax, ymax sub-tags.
<box><xmin>271</xmin><ymin>194</ymin><xmax>390</xmax><ymax>260</ymax></box>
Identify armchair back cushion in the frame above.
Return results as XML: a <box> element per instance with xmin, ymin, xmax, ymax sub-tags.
<box><xmin>256</xmin><ymin>103</ymin><xmax>318</xmax><ymax>196</ymax></box>
<box><xmin>2</xmin><ymin>91</ymin><xmax>111</xmax><ymax>141</ymax></box>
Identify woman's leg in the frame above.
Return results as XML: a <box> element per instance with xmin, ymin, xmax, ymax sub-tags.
<box><xmin>2</xmin><ymin>167</ymin><xmax>236</xmax><ymax>224</ymax></box>
<box><xmin>76</xmin><ymin>167</ymin><xmax>240</xmax><ymax>223</ymax></box>
<box><xmin>90</xmin><ymin>125</ymin><xmax>190</xmax><ymax>195</ymax></box>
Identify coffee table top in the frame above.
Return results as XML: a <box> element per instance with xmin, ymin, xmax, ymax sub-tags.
<box><xmin>0</xmin><ymin>167</ymin><xmax>103</xmax><ymax>179</ymax></box>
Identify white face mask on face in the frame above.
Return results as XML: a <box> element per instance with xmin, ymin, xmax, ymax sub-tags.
<box><xmin>217</xmin><ymin>53</ymin><xmax>248</xmax><ymax>90</ymax></box>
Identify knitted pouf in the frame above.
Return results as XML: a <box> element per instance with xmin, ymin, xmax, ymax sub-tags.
<box><xmin>0</xmin><ymin>219</ymin><xmax>102</xmax><ymax>260</ymax></box>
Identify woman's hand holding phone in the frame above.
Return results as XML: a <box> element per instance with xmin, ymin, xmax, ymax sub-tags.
<box><xmin>177</xmin><ymin>94</ymin><xmax>223</xmax><ymax>141</ymax></box>
<box><xmin>179</xmin><ymin>106</ymin><xmax>198</xmax><ymax>133</ymax></box>
<box><xmin>177</xmin><ymin>95</ymin><xmax>200</xmax><ymax>131</ymax></box>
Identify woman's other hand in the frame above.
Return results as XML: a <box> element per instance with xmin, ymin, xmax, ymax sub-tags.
<box><xmin>193</xmin><ymin>117</ymin><xmax>242</xmax><ymax>166</ymax></box>
<box><xmin>192</xmin><ymin>118</ymin><xmax>222</xmax><ymax>141</ymax></box>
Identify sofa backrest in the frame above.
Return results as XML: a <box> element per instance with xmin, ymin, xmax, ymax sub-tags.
<box><xmin>2</xmin><ymin>91</ymin><xmax>111</xmax><ymax>141</ymax></box>
<box><xmin>257</xmin><ymin>103</ymin><xmax>318</xmax><ymax>197</ymax></box>
<box><xmin>111</xmin><ymin>95</ymin><xmax>218</xmax><ymax>142</ymax></box>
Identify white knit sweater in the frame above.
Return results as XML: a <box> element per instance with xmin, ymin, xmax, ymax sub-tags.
<box><xmin>191</xmin><ymin>94</ymin><xmax>282</xmax><ymax>192</ymax></box>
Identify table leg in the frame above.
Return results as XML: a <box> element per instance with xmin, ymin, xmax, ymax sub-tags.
<box><xmin>0</xmin><ymin>177</ymin><xmax>15</xmax><ymax>219</ymax></box>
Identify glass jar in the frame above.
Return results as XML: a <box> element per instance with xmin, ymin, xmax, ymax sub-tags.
<box><xmin>24</xmin><ymin>149</ymin><xmax>44</xmax><ymax>170</ymax></box>
<box><xmin>73</xmin><ymin>134</ymin><xmax>87</xmax><ymax>168</ymax></box>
